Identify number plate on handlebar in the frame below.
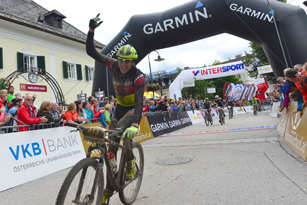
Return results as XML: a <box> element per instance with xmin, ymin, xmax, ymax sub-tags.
<box><xmin>83</xmin><ymin>127</ymin><xmax>106</xmax><ymax>143</ymax></box>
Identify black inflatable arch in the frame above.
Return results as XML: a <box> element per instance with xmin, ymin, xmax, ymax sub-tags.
<box><xmin>92</xmin><ymin>0</ymin><xmax>307</xmax><ymax>96</ymax></box>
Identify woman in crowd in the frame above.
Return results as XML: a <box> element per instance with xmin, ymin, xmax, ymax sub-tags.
<box><xmin>37</xmin><ymin>101</ymin><xmax>65</xmax><ymax>127</ymax></box>
<box><xmin>64</xmin><ymin>103</ymin><xmax>89</xmax><ymax>125</ymax></box>
<box><xmin>82</xmin><ymin>101</ymin><xmax>94</xmax><ymax>124</ymax></box>
<box><xmin>75</xmin><ymin>100</ymin><xmax>87</xmax><ymax>119</ymax></box>
<box><xmin>143</xmin><ymin>99</ymin><xmax>149</xmax><ymax>113</ymax></box>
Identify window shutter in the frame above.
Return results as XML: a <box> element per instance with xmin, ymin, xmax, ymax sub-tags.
<box><xmin>0</xmin><ymin>48</ymin><xmax>3</xmax><ymax>69</ymax></box>
<box><xmin>85</xmin><ymin>66</ymin><xmax>89</xmax><ymax>81</ymax></box>
<box><xmin>37</xmin><ymin>56</ymin><xmax>45</xmax><ymax>73</ymax></box>
<box><xmin>76</xmin><ymin>64</ymin><xmax>82</xmax><ymax>80</ymax></box>
<box><xmin>17</xmin><ymin>52</ymin><xmax>24</xmax><ymax>71</ymax></box>
<box><xmin>62</xmin><ymin>61</ymin><xmax>68</xmax><ymax>79</ymax></box>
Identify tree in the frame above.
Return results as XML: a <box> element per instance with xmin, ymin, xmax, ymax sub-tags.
<box><xmin>242</xmin><ymin>0</ymin><xmax>286</xmax><ymax>84</ymax></box>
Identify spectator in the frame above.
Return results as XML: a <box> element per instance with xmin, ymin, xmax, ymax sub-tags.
<box><xmin>289</xmin><ymin>90</ymin><xmax>303</xmax><ymax>117</ymax></box>
<box><xmin>98</xmin><ymin>107</ymin><xmax>107</xmax><ymax>127</ymax></box>
<box><xmin>91</xmin><ymin>98</ymin><xmax>103</xmax><ymax>118</ymax></box>
<box><xmin>88</xmin><ymin>96</ymin><xmax>94</xmax><ymax>106</ymax></box>
<box><xmin>64</xmin><ymin>103</ymin><xmax>89</xmax><ymax>125</ymax></box>
<box><xmin>110</xmin><ymin>100</ymin><xmax>115</xmax><ymax>117</ymax></box>
<box><xmin>82</xmin><ymin>101</ymin><xmax>94</xmax><ymax>123</ymax></box>
<box><xmin>143</xmin><ymin>100</ymin><xmax>149</xmax><ymax>113</ymax></box>
<box><xmin>7</xmin><ymin>86</ymin><xmax>15</xmax><ymax>105</ymax></box>
<box><xmin>284</xmin><ymin>68</ymin><xmax>307</xmax><ymax>109</ymax></box>
<box><xmin>109</xmin><ymin>95</ymin><xmax>115</xmax><ymax>101</ymax></box>
<box><xmin>149</xmin><ymin>100</ymin><xmax>156</xmax><ymax>112</ymax></box>
<box><xmin>15</xmin><ymin>93</ymin><xmax>22</xmax><ymax>98</ymax></box>
<box><xmin>164</xmin><ymin>100</ymin><xmax>171</xmax><ymax>117</ymax></box>
<box><xmin>99</xmin><ymin>96</ymin><xmax>105</xmax><ymax>107</ymax></box>
<box><xmin>104</xmin><ymin>104</ymin><xmax>112</xmax><ymax>124</ymax></box>
<box><xmin>0</xmin><ymin>89</ymin><xmax>8</xmax><ymax>113</ymax></box>
<box><xmin>7</xmin><ymin>97</ymin><xmax>23</xmax><ymax>131</ymax></box>
<box><xmin>154</xmin><ymin>97</ymin><xmax>159</xmax><ymax>106</ymax></box>
<box><xmin>75</xmin><ymin>100</ymin><xmax>87</xmax><ymax>119</ymax></box>
<box><xmin>294</xmin><ymin>64</ymin><xmax>303</xmax><ymax>71</ymax></box>
<box><xmin>158</xmin><ymin>99</ymin><xmax>167</xmax><ymax>111</ymax></box>
<box><xmin>17</xmin><ymin>95</ymin><xmax>48</xmax><ymax>131</ymax></box>
<box><xmin>49</xmin><ymin>102</ymin><xmax>61</xmax><ymax>119</ymax></box>
<box><xmin>58</xmin><ymin>105</ymin><xmax>65</xmax><ymax>115</ymax></box>
<box><xmin>37</xmin><ymin>101</ymin><xmax>65</xmax><ymax>126</ymax></box>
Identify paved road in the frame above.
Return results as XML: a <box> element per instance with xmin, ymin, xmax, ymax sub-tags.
<box><xmin>1</xmin><ymin>109</ymin><xmax>307</xmax><ymax>204</ymax></box>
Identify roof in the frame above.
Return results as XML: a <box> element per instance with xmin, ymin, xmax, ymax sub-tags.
<box><xmin>0</xmin><ymin>0</ymin><xmax>104</xmax><ymax>49</ymax></box>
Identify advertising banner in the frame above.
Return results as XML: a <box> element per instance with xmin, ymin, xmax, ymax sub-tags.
<box><xmin>270</xmin><ymin>102</ymin><xmax>281</xmax><ymax>117</ymax></box>
<box><xmin>257</xmin><ymin>65</ymin><xmax>273</xmax><ymax>74</ymax></box>
<box><xmin>207</xmin><ymin>88</ymin><xmax>216</xmax><ymax>93</ymax></box>
<box><xmin>276</xmin><ymin>108</ymin><xmax>289</xmax><ymax>140</ymax></box>
<box><xmin>187</xmin><ymin>110</ymin><xmax>204</xmax><ymax>124</ymax></box>
<box><xmin>20</xmin><ymin>84</ymin><xmax>47</xmax><ymax>92</ymax></box>
<box><xmin>183</xmin><ymin>80</ymin><xmax>195</xmax><ymax>88</ymax></box>
<box><xmin>147</xmin><ymin>112</ymin><xmax>192</xmax><ymax>137</ymax></box>
<box><xmin>0</xmin><ymin>127</ymin><xmax>86</xmax><ymax>192</ymax></box>
<box><xmin>169</xmin><ymin>61</ymin><xmax>247</xmax><ymax>99</ymax></box>
<box><xmin>283</xmin><ymin>104</ymin><xmax>307</xmax><ymax>160</ymax></box>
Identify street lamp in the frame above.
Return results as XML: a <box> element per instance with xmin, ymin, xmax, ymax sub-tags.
<box><xmin>148</xmin><ymin>50</ymin><xmax>165</xmax><ymax>84</ymax></box>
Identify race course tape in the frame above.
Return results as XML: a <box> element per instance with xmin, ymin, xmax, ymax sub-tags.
<box><xmin>159</xmin><ymin>125</ymin><xmax>276</xmax><ymax>137</ymax></box>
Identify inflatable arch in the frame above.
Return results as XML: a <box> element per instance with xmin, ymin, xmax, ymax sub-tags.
<box><xmin>92</xmin><ymin>0</ymin><xmax>307</xmax><ymax>97</ymax></box>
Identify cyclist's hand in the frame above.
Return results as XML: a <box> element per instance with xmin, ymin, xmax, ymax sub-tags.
<box><xmin>122</xmin><ymin>126</ymin><xmax>138</xmax><ymax>140</ymax></box>
<box><xmin>89</xmin><ymin>13</ymin><xmax>103</xmax><ymax>30</ymax></box>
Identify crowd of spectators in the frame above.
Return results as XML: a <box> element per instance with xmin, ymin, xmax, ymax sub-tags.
<box><xmin>0</xmin><ymin>85</ymin><xmax>118</xmax><ymax>132</ymax></box>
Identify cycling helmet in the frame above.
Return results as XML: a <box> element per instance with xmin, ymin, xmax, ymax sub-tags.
<box><xmin>116</xmin><ymin>44</ymin><xmax>138</xmax><ymax>60</ymax></box>
<box><xmin>215</xmin><ymin>95</ymin><xmax>219</xmax><ymax>98</ymax></box>
<box><xmin>11</xmin><ymin>97</ymin><xmax>23</xmax><ymax>106</ymax></box>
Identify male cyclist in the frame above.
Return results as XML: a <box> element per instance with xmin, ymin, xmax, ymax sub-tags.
<box><xmin>203</xmin><ymin>98</ymin><xmax>212</xmax><ymax>118</ymax></box>
<box><xmin>227</xmin><ymin>99</ymin><xmax>234</xmax><ymax>117</ymax></box>
<box><xmin>213</xmin><ymin>95</ymin><xmax>225</xmax><ymax>123</ymax></box>
<box><xmin>251</xmin><ymin>96</ymin><xmax>258</xmax><ymax>113</ymax></box>
<box><xmin>86</xmin><ymin>14</ymin><xmax>145</xmax><ymax>204</ymax></box>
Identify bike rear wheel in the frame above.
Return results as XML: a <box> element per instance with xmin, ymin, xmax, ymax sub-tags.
<box><xmin>55</xmin><ymin>158</ymin><xmax>104</xmax><ymax>205</ymax></box>
<box><xmin>204</xmin><ymin>114</ymin><xmax>209</xmax><ymax>126</ymax></box>
<box><xmin>119</xmin><ymin>142</ymin><xmax>144</xmax><ymax>205</ymax></box>
<box><xmin>219</xmin><ymin>111</ymin><xmax>223</xmax><ymax>125</ymax></box>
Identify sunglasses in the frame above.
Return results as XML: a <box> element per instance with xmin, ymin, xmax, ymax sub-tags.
<box><xmin>26</xmin><ymin>99</ymin><xmax>33</xmax><ymax>101</ymax></box>
<box><xmin>118</xmin><ymin>58</ymin><xmax>133</xmax><ymax>64</ymax></box>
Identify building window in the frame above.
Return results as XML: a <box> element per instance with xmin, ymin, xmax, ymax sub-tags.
<box><xmin>88</xmin><ymin>67</ymin><xmax>94</xmax><ymax>82</ymax></box>
<box><xmin>67</xmin><ymin>63</ymin><xmax>77</xmax><ymax>80</ymax></box>
<box><xmin>24</xmin><ymin>55</ymin><xmax>36</xmax><ymax>71</ymax></box>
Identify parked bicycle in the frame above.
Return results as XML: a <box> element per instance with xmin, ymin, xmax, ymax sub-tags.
<box><xmin>55</xmin><ymin>123</ymin><xmax>144</xmax><ymax>205</ymax></box>
<box><xmin>204</xmin><ymin>109</ymin><xmax>213</xmax><ymax>126</ymax></box>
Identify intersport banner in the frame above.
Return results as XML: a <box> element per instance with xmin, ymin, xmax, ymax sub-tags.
<box><xmin>169</xmin><ymin>61</ymin><xmax>247</xmax><ymax>99</ymax></box>
<box><xmin>147</xmin><ymin>112</ymin><xmax>192</xmax><ymax>137</ymax></box>
<box><xmin>0</xmin><ymin>127</ymin><xmax>86</xmax><ymax>192</ymax></box>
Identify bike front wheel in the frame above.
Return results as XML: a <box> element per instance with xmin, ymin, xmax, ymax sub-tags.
<box><xmin>119</xmin><ymin>142</ymin><xmax>144</xmax><ymax>205</ymax></box>
<box><xmin>55</xmin><ymin>158</ymin><xmax>104</xmax><ymax>205</ymax></box>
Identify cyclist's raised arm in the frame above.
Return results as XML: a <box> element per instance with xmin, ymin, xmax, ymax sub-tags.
<box><xmin>86</xmin><ymin>14</ymin><xmax>116</xmax><ymax>69</ymax></box>
<box><xmin>132</xmin><ymin>72</ymin><xmax>145</xmax><ymax>127</ymax></box>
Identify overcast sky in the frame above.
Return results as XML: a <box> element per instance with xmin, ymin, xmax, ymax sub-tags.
<box><xmin>34</xmin><ymin>0</ymin><xmax>306</xmax><ymax>75</ymax></box>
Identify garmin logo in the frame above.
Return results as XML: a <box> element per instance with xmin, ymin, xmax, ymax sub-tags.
<box><xmin>107</xmin><ymin>33</ymin><xmax>132</xmax><ymax>57</ymax></box>
<box><xmin>229</xmin><ymin>3</ymin><xmax>273</xmax><ymax>23</ymax></box>
<box><xmin>143</xmin><ymin>7</ymin><xmax>211</xmax><ymax>35</ymax></box>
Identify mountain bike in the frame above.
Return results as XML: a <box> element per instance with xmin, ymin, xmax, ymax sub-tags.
<box><xmin>218</xmin><ymin>108</ymin><xmax>225</xmax><ymax>125</ymax></box>
<box><xmin>253</xmin><ymin>104</ymin><xmax>257</xmax><ymax>116</ymax></box>
<box><xmin>227</xmin><ymin>106</ymin><xmax>233</xmax><ymax>119</ymax></box>
<box><xmin>204</xmin><ymin>109</ymin><xmax>213</xmax><ymax>126</ymax></box>
<box><xmin>55</xmin><ymin>123</ymin><xmax>144</xmax><ymax>205</ymax></box>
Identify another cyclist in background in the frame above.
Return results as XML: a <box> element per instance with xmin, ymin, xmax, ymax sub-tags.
<box><xmin>251</xmin><ymin>96</ymin><xmax>258</xmax><ymax>112</ymax></box>
<box><xmin>86</xmin><ymin>14</ymin><xmax>145</xmax><ymax>204</ymax></box>
<box><xmin>213</xmin><ymin>95</ymin><xmax>225</xmax><ymax>123</ymax></box>
<box><xmin>203</xmin><ymin>98</ymin><xmax>212</xmax><ymax>117</ymax></box>
<box><xmin>227</xmin><ymin>99</ymin><xmax>234</xmax><ymax>114</ymax></box>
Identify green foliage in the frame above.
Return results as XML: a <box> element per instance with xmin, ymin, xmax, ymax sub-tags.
<box><xmin>146</xmin><ymin>84</ymin><xmax>161</xmax><ymax>92</ymax></box>
<box><xmin>0</xmin><ymin>78</ymin><xmax>10</xmax><ymax>91</ymax></box>
<box><xmin>243</xmin><ymin>42</ymin><xmax>277</xmax><ymax>84</ymax></box>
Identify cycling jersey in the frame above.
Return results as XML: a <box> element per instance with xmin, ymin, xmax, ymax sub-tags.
<box><xmin>251</xmin><ymin>97</ymin><xmax>258</xmax><ymax>104</ymax></box>
<box><xmin>203</xmin><ymin>102</ymin><xmax>211</xmax><ymax>109</ymax></box>
<box><xmin>214</xmin><ymin>99</ymin><xmax>224</xmax><ymax>107</ymax></box>
<box><xmin>86</xmin><ymin>32</ymin><xmax>145</xmax><ymax>125</ymax></box>
<box><xmin>227</xmin><ymin>101</ymin><xmax>234</xmax><ymax>106</ymax></box>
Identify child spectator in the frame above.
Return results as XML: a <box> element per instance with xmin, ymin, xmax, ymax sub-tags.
<box><xmin>104</xmin><ymin>104</ymin><xmax>112</xmax><ymax>124</ymax></box>
<box><xmin>98</xmin><ymin>107</ymin><xmax>107</xmax><ymax>128</ymax></box>
<box><xmin>83</xmin><ymin>101</ymin><xmax>94</xmax><ymax>124</ymax></box>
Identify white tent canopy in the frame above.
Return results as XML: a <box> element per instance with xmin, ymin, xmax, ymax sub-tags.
<box><xmin>169</xmin><ymin>61</ymin><xmax>247</xmax><ymax>99</ymax></box>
